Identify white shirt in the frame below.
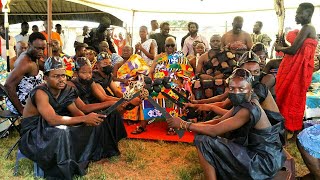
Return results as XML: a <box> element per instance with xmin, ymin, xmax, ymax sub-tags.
<box><xmin>75</xmin><ymin>33</ymin><xmax>90</xmax><ymax>43</ymax></box>
<box><xmin>15</xmin><ymin>33</ymin><xmax>29</xmax><ymax>43</ymax></box>
<box><xmin>182</xmin><ymin>34</ymin><xmax>210</xmax><ymax>56</ymax></box>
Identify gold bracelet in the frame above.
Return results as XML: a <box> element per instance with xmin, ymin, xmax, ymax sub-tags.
<box><xmin>186</xmin><ymin>122</ymin><xmax>192</xmax><ymax>132</ymax></box>
<box><xmin>184</xmin><ymin>121</ymin><xmax>188</xmax><ymax>130</ymax></box>
<box><xmin>180</xmin><ymin>121</ymin><xmax>184</xmax><ymax>130</ymax></box>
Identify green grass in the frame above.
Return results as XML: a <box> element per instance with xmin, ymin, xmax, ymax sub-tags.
<box><xmin>0</xmin><ymin>130</ymin><xmax>309</xmax><ymax>179</ymax></box>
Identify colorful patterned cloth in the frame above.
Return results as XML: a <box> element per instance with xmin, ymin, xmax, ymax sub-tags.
<box><xmin>117</xmin><ymin>54</ymin><xmax>150</xmax><ymax>120</ymax></box>
<box><xmin>0</xmin><ymin>57</ymin><xmax>8</xmax><ymax>110</ymax></box>
<box><xmin>61</xmin><ymin>56</ymin><xmax>75</xmax><ymax>78</ymax></box>
<box><xmin>152</xmin><ymin>51</ymin><xmax>194</xmax><ymax>120</ymax></box>
<box><xmin>117</xmin><ymin>54</ymin><xmax>150</xmax><ymax>80</ymax></box>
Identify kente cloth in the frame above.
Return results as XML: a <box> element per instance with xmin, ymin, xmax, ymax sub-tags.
<box><xmin>117</xmin><ymin>54</ymin><xmax>150</xmax><ymax>80</ymax></box>
<box><xmin>117</xmin><ymin>54</ymin><xmax>150</xmax><ymax>120</ymax></box>
<box><xmin>19</xmin><ymin>85</ymin><xmax>126</xmax><ymax>180</ymax></box>
<box><xmin>195</xmin><ymin>101</ymin><xmax>285</xmax><ymax>180</ymax></box>
<box><xmin>298</xmin><ymin>124</ymin><xmax>320</xmax><ymax>158</ymax></box>
<box><xmin>154</xmin><ymin>51</ymin><xmax>194</xmax><ymax>80</ymax></box>
<box><xmin>276</xmin><ymin>30</ymin><xmax>318</xmax><ymax>131</ymax></box>
<box><xmin>6</xmin><ymin>70</ymin><xmax>43</xmax><ymax>114</ymax></box>
<box><xmin>140</xmin><ymin>39</ymin><xmax>158</xmax><ymax>66</ymax></box>
<box><xmin>61</xmin><ymin>55</ymin><xmax>75</xmax><ymax>78</ymax></box>
<box><xmin>152</xmin><ymin>51</ymin><xmax>194</xmax><ymax>120</ymax></box>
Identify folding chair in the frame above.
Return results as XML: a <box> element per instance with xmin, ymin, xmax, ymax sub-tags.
<box><xmin>0</xmin><ymin>84</ymin><xmax>22</xmax><ymax>158</ymax></box>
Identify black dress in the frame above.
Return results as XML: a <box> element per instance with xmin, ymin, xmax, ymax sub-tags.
<box><xmin>71</xmin><ymin>78</ymin><xmax>127</xmax><ymax>143</ymax></box>
<box><xmin>19</xmin><ymin>85</ymin><xmax>125</xmax><ymax>180</ymax></box>
<box><xmin>194</xmin><ymin>102</ymin><xmax>285</xmax><ymax>180</ymax></box>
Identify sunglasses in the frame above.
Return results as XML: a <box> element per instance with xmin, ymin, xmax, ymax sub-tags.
<box><xmin>165</xmin><ymin>44</ymin><xmax>175</xmax><ymax>48</ymax></box>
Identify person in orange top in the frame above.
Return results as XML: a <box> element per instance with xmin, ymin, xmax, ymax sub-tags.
<box><xmin>41</xmin><ymin>20</ymin><xmax>62</xmax><ymax>56</ymax></box>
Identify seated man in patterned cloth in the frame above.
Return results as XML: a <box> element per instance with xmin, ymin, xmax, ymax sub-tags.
<box><xmin>168</xmin><ymin>68</ymin><xmax>285</xmax><ymax>179</ymax></box>
<box><xmin>146</xmin><ymin>37</ymin><xmax>194</xmax><ymax>135</ymax></box>
<box><xmin>19</xmin><ymin>57</ymin><xmax>125</xmax><ymax>180</ymax></box>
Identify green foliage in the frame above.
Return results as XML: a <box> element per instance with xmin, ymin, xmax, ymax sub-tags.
<box><xmin>167</xmin><ymin>20</ymin><xmax>190</xmax><ymax>31</ymax></box>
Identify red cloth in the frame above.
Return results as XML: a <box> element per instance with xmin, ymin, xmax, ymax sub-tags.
<box><xmin>276</xmin><ymin>30</ymin><xmax>318</xmax><ymax>131</ymax></box>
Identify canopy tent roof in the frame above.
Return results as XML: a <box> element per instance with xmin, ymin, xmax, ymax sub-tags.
<box><xmin>0</xmin><ymin>0</ymin><xmax>123</xmax><ymax>26</ymax></box>
<box><xmin>68</xmin><ymin>0</ymin><xmax>320</xmax><ymax>25</ymax></box>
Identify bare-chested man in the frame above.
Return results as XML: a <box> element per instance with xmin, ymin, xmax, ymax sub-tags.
<box><xmin>5</xmin><ymin>32</ymin><xmax>46</xmax><ymax>114</ymax></box>
<box><xmin>275</xmin><ymin>2</ymin><xmax>318</xmax><ymax>134</ymax></box>
<box><xmin>221</xmin><ymin>16</ymin><xmax>253</xmax><ymax>52</ymax></box>
<box><xmin>10</xmin><ymin>41</ymin><xmax>28</xmax><ymax>70</ymax></box>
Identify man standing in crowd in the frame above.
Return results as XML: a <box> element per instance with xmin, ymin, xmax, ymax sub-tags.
<box><xmin>182</xmin><ymin>22</ymin><xmax>209</xmax><ymax>56</ymax></box>
<box><xmin>149</xmin><ymin>20</ymin><xmax>160</xmax><ymax>36</ymax></box>
<box><xmin>5</xmin><ymin>32</ymin><xmax>46</xmax><ymax>115</ymax></box>
<box><xmin>221</xmin><ymin>16</ymin><xmax>253</xmax><ymax>51</ymax></box>
<box><xmin>75</xmin><ymin>26</ymin><xmax>90</xmax><ymax>46</ymax></box>
<box><xmin>0</xmin><ymin>23</ymin><xmax>16</xmax><ymax>60</ymax></box>
<box><xmin>41</xmin><ymin>20</ymin><xmax>62</xmax><ymax>47</ymax></box>
<box><xmin>15</xmin><ymin>22</ymin><xmax>29</xmax><ymax>43</ymax></box>
<box><xmin>32</xmin><ymin>25</ymin><xmax>39</xmax><ymax>33</ymax></box>
<box><xmin>85</xmin><ymin>18</ymin><xmax>117</xmax><ymax>54</ymax></box>
<box><xmin>135</xmin><ymin>26</ymin><xmax>157</xmax><ymax>66</ymax></box>
<box><xmin>251</xmin><ymin>21</ymin><xmax>272</xmax><ymax>47</ymax></box>
<box><xmin>149</xmin><ymin>22</ymin><xmax>175</xmax><ymax>53</ymax></box>
<box><xmin>10</xmin><ymin>41</ymin><xmax>28</xmax><ymax>70</ymax></box>
<box><xmin>55</xmin><ymin>24</ymin><xmax>67</xmax><ymax>52</ymax></box>
<box><xmin>275</xmin><ymin>2</ymin><xmax>318</xmax><ymax>137</ymax></box>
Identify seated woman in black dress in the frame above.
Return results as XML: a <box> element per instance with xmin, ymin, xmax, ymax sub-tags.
<box><xmin>167</xmin><ymin>68</ymin><xmax>285</xmax><ymax>179</ymax></box>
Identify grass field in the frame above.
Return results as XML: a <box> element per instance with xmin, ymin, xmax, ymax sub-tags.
<box><xmin>0</xmin><ymin>131</ymin><xmax>309</xmax><ymax>180</ymax></box>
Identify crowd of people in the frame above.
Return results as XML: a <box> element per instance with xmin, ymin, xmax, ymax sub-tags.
<box><xmin>0</xmin><ymin>2</ymin><xmax>319</xmax><ymax>180</ymax></box>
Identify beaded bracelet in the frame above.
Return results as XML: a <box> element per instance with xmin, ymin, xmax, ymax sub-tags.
<box><xmin>186</xmin><ymin>122</ymin><xmax>192</xmax><ymax>132</ymax></box>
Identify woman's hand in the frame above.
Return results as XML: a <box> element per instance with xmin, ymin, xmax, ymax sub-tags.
<box><xmin>167</xmin><ymin>117</ymin><xmax>183</xmax><ymax>129</ymax></box>
<box><xmin>184</xmin><ymin>102</ymin><xmax>196</xmax><ymax>109</ymax></box>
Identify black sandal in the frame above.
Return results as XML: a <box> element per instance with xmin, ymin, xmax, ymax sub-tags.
<box><xmin>131</xmin><ymin>126</ymin><xmax>146</xmax><ymax>134</ymax></box>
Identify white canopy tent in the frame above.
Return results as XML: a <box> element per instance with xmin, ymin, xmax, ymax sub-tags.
<box><xmin>67</xmin><ymin>0</ymin><xmax>320</xmax><ymax>48</ymax></box>
<box><xmin>67</xmin><ymin>0</ymin><xmax>320</xmax><ymax>26</ymax></box>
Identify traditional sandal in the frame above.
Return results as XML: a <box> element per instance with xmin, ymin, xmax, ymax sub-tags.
<box><xmin>166</xmin><ymin>128</ymin><xmax>177</xmax><ymax>136</ymax></box>
<box><xmin>131</xmin><ymin>126</ymin><xmax>146</xmax><ymax>134</ymax></box>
